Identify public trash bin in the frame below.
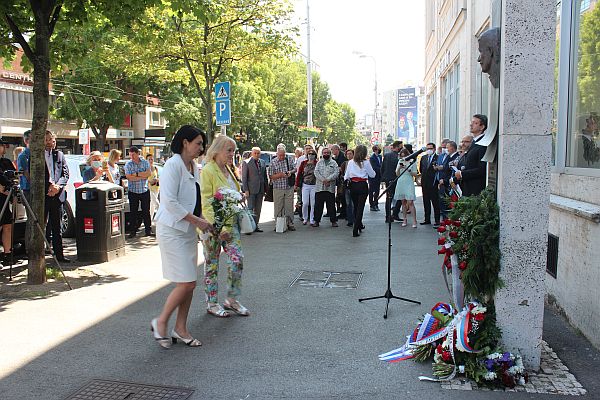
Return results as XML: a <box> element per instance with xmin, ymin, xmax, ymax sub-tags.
<box><xmin>75</xmin><ymin>181</ymin><xmax>126</xmax><ymax>262</ymax></box>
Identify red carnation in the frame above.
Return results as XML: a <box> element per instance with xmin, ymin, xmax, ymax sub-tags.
<box><xmin>449</xmin><ymin>231</ymin><xmax>458</xmax><ymax>239</ymax></box>
<box><xmin>446</xmin><ymin>249</ymin><xmax>454</xmax><ymax>256</ymax></box>
<box><xmin>442</xmin><ymin>351</ymin><xmax>451</xmax><ymax>362</ymax></box>
<box><xmin>474</xmin><ymin>313</ymin><xmax>485</xmax><ymax>322</ymax></box>
<box><xmin>444</xmin><ymin>218</ymin><xmax>453</xmax><ymax>225</ymax></box>
<box><xmin>453</xmin><ymin>220</ymin><xmax>461</xmax><ymax>227</ymax></box>
<box><xmin>449</xmin><ymin>203</ymin><xmax>455</xmax><ymax>209</ymax></box>
<box><xmin>437</xmin><ymin>226</ymin><xmax>447</xmax><ymax>233</ymax></box>
<box><xmin>438</xmin><ymin>237</ymin><xmax>446</xmax><ymax>245</ymax></box>
<box><xmin>436</xmin><ymin>344</ymin><xmax>443</xmax><ymax>354</ymax></box>
<box><xmin>450</xmin><ymin>194</ymin><xmax>459</xmax><ymax>202</ymax></box>
<box><xmin>459</xmin><ymin>261</ymin><xmax>467</xmax><ymax>270</ymax></box>
<box><xmin>438</xmin><ymin>248</ymin><xmax>446</xmax><ymax>255</ymax></box>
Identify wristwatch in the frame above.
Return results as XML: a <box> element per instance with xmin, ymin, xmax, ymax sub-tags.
<box><xmin>136</xmin><ymin>172</ymin><xmax>139</xmax><ymax>177</ymax></box>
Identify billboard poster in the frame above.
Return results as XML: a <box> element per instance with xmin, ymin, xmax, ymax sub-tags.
<box><xmin>397</xmin><ymin>87</ymin><xmax>418</xmax><ymax>142</ymax></box>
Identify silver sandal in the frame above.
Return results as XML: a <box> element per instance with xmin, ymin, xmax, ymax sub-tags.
<box><xmin>223</xmin><ymin>299</ymin><xmax>250</xmax><ymax>316</ymax></box>
<box><xmin>171</xmin><ymin>329</ymin><xmax>202</xmax><ymax>347</ymax></box>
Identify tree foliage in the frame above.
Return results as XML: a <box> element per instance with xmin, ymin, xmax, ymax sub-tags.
<box><xmin>578</xmin><ymin>4</ymin><xmax>600</xmax><ymax>113</ymax></box>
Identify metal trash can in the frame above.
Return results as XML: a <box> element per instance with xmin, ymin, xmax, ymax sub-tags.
<box><xmin>75</xmin><ymin>181</ymin><xmax>126</xmax><ymax>262</ymax></box>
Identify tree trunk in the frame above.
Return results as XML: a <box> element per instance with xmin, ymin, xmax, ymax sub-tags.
<box><xmin>99</xmin><ymin>125</ymin><xmax>109</xmax><ymax>152</ymax></box>
<box><xmin>27</xmin><ymin>16</ymin><xmax>52</xmax><ymax>284</ymax></box>
<box><xmin>205</xmin><ymin>81</ymin><xmax>214</xmax><ymax>143</ymax></box>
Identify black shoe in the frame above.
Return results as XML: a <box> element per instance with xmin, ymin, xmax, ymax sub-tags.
<box><xmin>57</xmin><ymin>256</ymin><xmax>71</xmax><ymax>263</ymax></box>
<box><xmin>254</xmin><ymin>228</ymin><xmax>263</xmax><ymax>233</ymax></box>
<box><xmin>128</xmin><ymin>231</ymin><xmax>137</xmax><ymax>238</ymax></box>
<box><xmin>385</xmin><ymin>218</ymin><xmax>392</xmax><ymax>223</ymax></box>
<box><xmin>353</xmin><ymin>231</ymin><xmax>360</xmax><ymax>237</ymax></box>
<box><xmin>245</xmin><ymin>232</ymin><xmax>253</xmax><ymax>235</ymax></box>
<box><xmin>375</xmin><ymin>206</ymin><xmax>381</xmax><ymax>211</ymax></box>
<box><xmin>145</xmin><ymin>232</ymin><xmax>156</xmax><ymax>237</ymax></box>
<box><xmin>433</xmin><ymin>223</ymin><xmax>440</xmax><ymax>228</ymax></box>
<box><xmin>420</xmin><ymin>221</ymin><xmax>431</xmax><ymax>225</ymax></box>
<box><xmin>370</xmin><ymin>206</ymin><xmax>377</xmax><ymax>211</ymax></box>
<box><xmin>1</xmin><ymin>253</ymin><xmax>12</xmax><ymax>266</ymax></box>
<box><xmin>347</xmin><ymin>222</ymin><xmax>353</xmax><ymax>227</ymax></box>
<box><xmin>392</xmin><ymin>215</ymin><xmax>401</xmax><ymax>221</ymax></box>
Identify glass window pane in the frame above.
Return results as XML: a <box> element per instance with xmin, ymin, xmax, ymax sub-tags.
<box><xmin>568</xmin><ymin>1</ymin><xmax>600</xmax><ymax>168</ymax></box>
<box><xmin>552</xmin><ymin>1</ymin><xmax>561</xmax><ymax>165</ymax></box>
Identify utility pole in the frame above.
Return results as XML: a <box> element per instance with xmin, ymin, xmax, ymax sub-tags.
<box><xmin>306</xmin><ymin>0</ymin><xmax>313</xmax><ymax>128</ymax></box>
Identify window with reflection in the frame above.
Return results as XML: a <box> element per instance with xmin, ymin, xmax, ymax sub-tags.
<box><xmin>568</xmin><ymin>0</ymin><xmax>600</xmax><ymax>168</ymax></box>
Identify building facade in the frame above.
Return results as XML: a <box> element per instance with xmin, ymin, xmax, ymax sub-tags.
<box><xmin>424</xmin><ymin>0</ymin><xmax>491</xmax><ymax>146</ymax></box>
<box><xmin>0</xmin><ymin>50</ymin><xmax>168</xmax><ymax>160</ymax></box>
<box><xmin>424</xmin><ymin>0</ymin><xmax>600</xmax><ymax>349</ymax></box>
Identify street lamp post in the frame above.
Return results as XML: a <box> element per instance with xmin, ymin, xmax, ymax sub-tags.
<box><xmin>353</xmin><ymin>51</ymin><xmax>378</xmax><ymax>134</ymax></box>
<box><xmin>306</xmin><ymin>0</ymin><xmax>313</xmax><ymax>129</ymax></box>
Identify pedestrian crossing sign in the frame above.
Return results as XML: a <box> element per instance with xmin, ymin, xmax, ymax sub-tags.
<box><xmin>215</xmin><ymin>81</ymin><xmax>230</xmax><ymax>101</ymax></box>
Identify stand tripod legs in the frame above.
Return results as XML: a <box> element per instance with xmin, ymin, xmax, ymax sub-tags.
<box><xmin>0</xmin><ymin>186</ymin><xmax>72</xmax><ymax>289</ymax></box>
<box><xmin>358</xmin><ymin>167</ymin><xmax>420</xmax><ymax>318</ymax></box>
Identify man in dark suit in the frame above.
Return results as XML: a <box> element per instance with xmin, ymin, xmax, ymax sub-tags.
<box><xmin>44</xmin><ymin>131</ymin><xmax>70</xmax><ymax>262</ymax></box>
<box><xmin>419</xmin><ymin>142</ymin><xmax>440</xmax><ymax>226</ymax></box>
<box><xmin>454</xmin><ymin>115</ymin><xmax>488</xmax><ymax>196</ymax></box>
<box><xmin>242</xmin><ymin>147</ymin><xmax>268</xmax><ymax>233</ymax></box>
<box><xmin>437</xmin><ymin>140</ymin><xmax>459</xmax><ymax>220</ymax></box>
<box><xmin>368</xmin><ymin>145</ymin><xmax>382</xmax><ymax>211</ymax></box>
<box><xmin>380</xmin><ymin>140</ymin><xmax>403</xmax><ymax>223</ymax></box>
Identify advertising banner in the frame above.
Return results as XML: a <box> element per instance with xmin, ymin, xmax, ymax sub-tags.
<box><xmin>397</xmin><ymin>88</ymin><xmax>418</xmax><ymax>142</ymax></box>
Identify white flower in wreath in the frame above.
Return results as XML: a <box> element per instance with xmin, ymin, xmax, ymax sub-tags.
<box><xmin>471</xmin><ymin>305</ymin><xmax>487</xmax><ymax>315</ymax></box>
<box><xmin>508</xmin><ymin>365</ymin><xmax>524</xmax><ymax>375</ymax></box>
<box><xmin>441</xmin><ymin>339</ymin><xmax>449</xmax><ymax>349</ymax></box>
<box><xmin>483</xmin><ymin>371</ymin><xmax>497</xmax><ymax>381</ymax></box>
<box><xmin>487</xmin><ymin>352</ymin><xmax>501</xmax><ymax>360</ymax></box>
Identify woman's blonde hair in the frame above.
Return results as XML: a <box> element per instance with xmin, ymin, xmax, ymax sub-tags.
<box><xmin>108</xmin><ymin>149</ymin><xmax>122</xmax><ymax>164</ymax></box>
<box><xmin>86</xmin><ymin>151</ymin><xmax>103</xmax><ymax>165</ymax></box>
<box><xmin>13</xmin><ymin>146</ymin><xmax>24</xmax><ymax>160</ymax></box>
<box><xmin>205</xmin><ymin>135</ymin><xmax>236</xmax><ymax>163</ymax></box>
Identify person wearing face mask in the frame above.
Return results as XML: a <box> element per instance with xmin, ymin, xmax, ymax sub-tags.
<box><xmin>295</xmin><ymin>149</ymin><xmax>318</xmax><ymax>226</ymax></box>
<box><xmin>82</xmin><ymin>151</ymin><xmax>114</xmax><ymax>183</ymax></box>
<box><xmin>368</xmin><ymin>145</ymin><xmax>382</xmax><ymax>211</ymax></box>
<box><xmin>312</xmin><ymin>147</ymin><xmax>339</xmax><ymax>228</ymax></box>
<box><xmin>418</xmin><ymin>142</ymin><xmax>440</xmax><ymax>227</ymax></box>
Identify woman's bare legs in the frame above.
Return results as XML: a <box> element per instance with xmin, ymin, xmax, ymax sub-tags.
<box><xmin>157</xmin><ymin>281</ymin><xmax>196</xmax><ymax>337</ymax></box>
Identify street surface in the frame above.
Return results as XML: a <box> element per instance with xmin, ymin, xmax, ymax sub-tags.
<box><xmin>0</xmin><ymin>190</ymin><xmax>598</xmax><ymax>399</ymax></box>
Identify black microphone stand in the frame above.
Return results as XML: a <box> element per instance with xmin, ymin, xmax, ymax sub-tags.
<box><xmin>359</xmin><ymin>157</ymin><xmax>420</xmax><ymax>318</ymax></box>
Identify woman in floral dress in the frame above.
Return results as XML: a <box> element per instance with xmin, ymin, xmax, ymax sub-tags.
<box><xmin>200</xmin><ymin>135</ymin><xmax>249</xmax><ymax>317</ymax></box>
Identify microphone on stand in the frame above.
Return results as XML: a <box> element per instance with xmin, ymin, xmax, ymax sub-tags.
<box><xmin>402</xmin><ymin>147</ymin><xmax>427</xmax><ymax>161</ymax></box>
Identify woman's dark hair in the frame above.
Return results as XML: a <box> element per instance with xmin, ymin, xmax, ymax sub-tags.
<box><xmin>171</xmin><ymin>125</ymin><xmax>207</xmax><ymax>155</ymax></box>
<box><xmin>399</xmin><ymin>148</ymin><xmax>410</xmax><ymax>157</ymax></box>
<box><xmin>353</xmin><ymin>144</ymin><xmax>368</xmax><ymax>167</ymax></box>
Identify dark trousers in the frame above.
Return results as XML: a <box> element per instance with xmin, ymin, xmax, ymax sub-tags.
<box><xmin>350</xmin><ymin>181</ymin><xmax>369</xmax><ymax>235</ymax></box>
<box><xmin>333</xmin><ymin>186</ymin><xmax>346</xmax><ymax>218</ymax></box>
<box><xmin>128</xmin><ymin>190</ymin><xmax>152</xmax><ymax>234</ymax></box>
<box><xmin>422</xmin><ymin>184</ymin><xmax>440</xmax><ymax>224</ymax></box>
<box><xmin>368</xmin><ymin>179</ymin><xmax>381</xmax><ymax>207</ymax></box>
<box><xmin>314</xmin><ymin>191</ymin><xmax>337</xmax><ymax>223</ymax></box>
<box><xmin>247</xmin><ymin>191</ymin><xmax>264</xmax><ymax>226</ymax></box>
<box><xmin>384</xmin><ymin>181</ymin><xmax>401</xmax><ymax>220</ymax></box>
<box><xmin>439</xmin><ymin>184</ymin><xmax>449</xmax><ymax>220</ymax></box>
<box><xmin>44</xmin><ymin>196</ymin><xmax>64</xmax><ymax>257</ymax></box>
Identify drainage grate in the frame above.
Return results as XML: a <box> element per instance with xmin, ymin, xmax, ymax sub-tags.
<box><xmin>65</xmin><ymin>379</ymin><xmax>194</xmax><ymax>400</ymax></box>
<box><xmin>289</xmin><ymin>271</ymin><xmax>363</xmax><ymax>289</ymax></box>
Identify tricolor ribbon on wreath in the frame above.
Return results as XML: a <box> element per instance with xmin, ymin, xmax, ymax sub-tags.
<box><xmin>379</xmin><ymin>302</ymin><xmax>483</xmax><ymax>381</ymax></box>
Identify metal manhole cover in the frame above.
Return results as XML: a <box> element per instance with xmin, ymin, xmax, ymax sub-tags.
<box><xmin>65</xmin><ymin>379</ymin><xmax>194</xmax><ymax>400</ymax></box>
<box><xmin>289</xmin><ymin>271</ymin><xmax>363</xmax><ymax>289</ymax></box>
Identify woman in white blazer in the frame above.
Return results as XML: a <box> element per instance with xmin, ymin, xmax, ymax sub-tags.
<box><xmin>150</xmin><ymin>125</ymin><xmax>213</xmax><ymax>349</ymax></box>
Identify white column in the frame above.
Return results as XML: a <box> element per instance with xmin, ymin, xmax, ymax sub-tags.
<box><xmin>495</xmin><ymin>0</ymin><xmax>556</xmax><ymax>369</ymax></box>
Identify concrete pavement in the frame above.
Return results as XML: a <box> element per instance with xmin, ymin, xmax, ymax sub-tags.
<box><xmin>0</xmin><ymin>191</ymin><xmax>598</xmax><ymax>399</ymax></box>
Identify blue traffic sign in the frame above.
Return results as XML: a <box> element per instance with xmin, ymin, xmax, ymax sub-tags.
<box><xmin>215</xmin><ymin>81</ymin><xmax>230</xmax><ymax>101</ymax></box>
<box><xmin>216</xmin><ymin>99</ymin><xmax>231</xmax><ymax>126</ymax></box>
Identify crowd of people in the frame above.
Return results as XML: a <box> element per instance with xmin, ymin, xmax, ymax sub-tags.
<box><xmin>2</xmin><ymin>115</ymin><xmax>489</xmax><ymax>349</ymax></box>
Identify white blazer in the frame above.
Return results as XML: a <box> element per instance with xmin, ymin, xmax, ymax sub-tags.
<box><xmin>155</xmin><ymin>154</ymin><xmax>200</xmax><ymax>233</ymax></box>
